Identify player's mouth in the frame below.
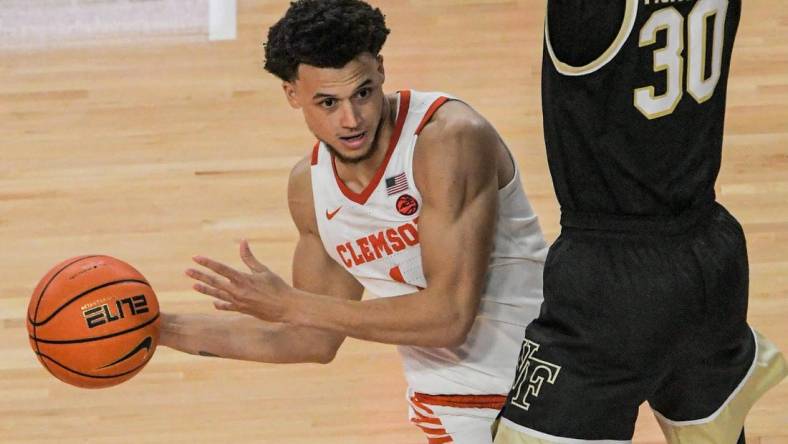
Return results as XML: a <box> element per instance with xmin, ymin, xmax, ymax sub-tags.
<box><xmin>338</xmin><ymin>131</ymin><xmax>367</xmax><ymax>149</ymax></box>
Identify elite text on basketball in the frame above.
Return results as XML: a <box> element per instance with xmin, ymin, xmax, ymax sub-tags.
<box><xmin>82</xmin><ymin>295</ymin><xmax>150</xmax><ymax>329</ymax></box>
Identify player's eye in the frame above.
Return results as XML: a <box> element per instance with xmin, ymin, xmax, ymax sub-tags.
<box><xmin>320</xmin><ymin>98</ymin><xmax>336</xmax><ymax>108</ymax></box>
<box><xmin>356</xmin><ymin>88</ymin><xmax>371</xmax><ymax>99</ymax></box>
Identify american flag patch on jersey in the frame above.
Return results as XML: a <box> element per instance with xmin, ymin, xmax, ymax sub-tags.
<box><xmin>385</xmin><ymin>172</ymin><xmax>409</xmax><ymax>195</ymax></box>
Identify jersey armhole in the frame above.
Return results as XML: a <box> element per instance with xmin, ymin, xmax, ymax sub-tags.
<box><xmin>545</xmin><ymin>0</ymin><xmax>639</xmax><ymax>76</ymax></box>
<box><xmin>415</xmin><ymin>96</ymin><xmax>450</xmax><ymax>136</ymax></box>
<box><xmin>409</xmin><ymin>96</ymin><xmax>454</xmax><ymax>199</ymax></box>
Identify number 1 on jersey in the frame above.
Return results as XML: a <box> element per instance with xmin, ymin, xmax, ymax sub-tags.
<box><xmin>634</xmin><ymin>0</ymin><xmax>730</xmax><ymax>120</ymax></box>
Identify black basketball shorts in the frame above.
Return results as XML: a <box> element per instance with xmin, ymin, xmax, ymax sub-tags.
<box><xmin>494</xmin><ymin>203</ymin><xmax>786</xmax><ymax>443</ymax></box>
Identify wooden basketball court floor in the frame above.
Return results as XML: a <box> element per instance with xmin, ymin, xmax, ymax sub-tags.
<box><xmin>0</xmin><ymin>1</ymin><xmax>785</xmax><ymax>442</ymax></box>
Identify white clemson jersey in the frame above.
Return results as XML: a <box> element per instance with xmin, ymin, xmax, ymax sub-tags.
<box><xmin>310</xmin><ymin>90</ymin><xmax>548</xmax><ymax>395</ymax></box>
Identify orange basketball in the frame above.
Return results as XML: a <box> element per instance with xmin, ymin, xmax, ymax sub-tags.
<box><xmin>26</xmin><ymin>255</ymin><xmax>160</xmax><ymax>389</ymax></box>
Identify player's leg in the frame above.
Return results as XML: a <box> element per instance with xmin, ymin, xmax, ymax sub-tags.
<box><xmin>651</xmin><ymin>328</ymin><xmax>785</xmax><ymax>444</ymax></box>
<box><xmin>494</xmin><ymin>230</ymin><xmax>689</xmax><ymax>442</ymax></box>
<box><xmin>649</xmin><ymin>207</ymin><xmax>787</xmax><ymax>444</ymax></box>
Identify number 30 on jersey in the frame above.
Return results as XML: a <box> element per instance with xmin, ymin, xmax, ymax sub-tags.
<box><xmin>634</xmin><ymin>0</ymin><xmax>730</xmax><ymax>119</ymax></box>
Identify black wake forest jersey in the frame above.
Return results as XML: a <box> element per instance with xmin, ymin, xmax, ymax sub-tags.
<box><xmin>543</xmin><ymin>0</ymin><xmax>742</xmax><ymax>217</ymax></box>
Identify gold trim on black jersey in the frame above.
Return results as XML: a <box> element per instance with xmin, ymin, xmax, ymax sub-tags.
<box><xmin>545</xmin><ymin>0</ymin><xmax>639</xmax><ymax>76</ymax></box>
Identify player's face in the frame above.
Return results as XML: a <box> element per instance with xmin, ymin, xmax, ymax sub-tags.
<box><xmin>283</xmin><ymin>53</ymin><xmax>386</xmax><ymax>164</ymax></box>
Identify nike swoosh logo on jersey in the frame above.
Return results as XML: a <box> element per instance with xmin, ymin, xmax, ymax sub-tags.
<box><xmin>326</xmin><ymin>207</ymin><xmax>342</xmax><ymax>220</ymax></box>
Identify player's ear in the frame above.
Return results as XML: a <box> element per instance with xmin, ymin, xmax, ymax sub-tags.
<box><xmin>282</xmin><ymin>82</ymin><xmax>301</xmax><ymax>109</ymax></box>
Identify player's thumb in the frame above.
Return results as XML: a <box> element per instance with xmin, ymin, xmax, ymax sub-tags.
<box><xmin>240</xmin><ymin>239</ymin><xmax>267</xmax><ymax>273</ymax></box>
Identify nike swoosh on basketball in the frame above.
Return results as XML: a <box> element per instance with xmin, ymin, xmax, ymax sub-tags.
<box><xmin>98</xmin><ymin>336</ymin><xmax>153</xmax><ymax>369</ymax></box>
<box><xmin>326</xmin><ymin>207</ymin><xmax>342</xmax><ymax>220</ymax></box>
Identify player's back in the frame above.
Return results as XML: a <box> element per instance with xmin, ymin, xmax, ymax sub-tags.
<box><xmin>543</xmin><ymin>0</ymin><xmax>742</xmax><ymax>219</ymax></box>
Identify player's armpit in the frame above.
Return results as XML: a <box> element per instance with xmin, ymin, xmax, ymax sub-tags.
<box><xmin>286</xmin><ymin>156</ymin><xmax>365</xmax><ymax>360</ymax></box>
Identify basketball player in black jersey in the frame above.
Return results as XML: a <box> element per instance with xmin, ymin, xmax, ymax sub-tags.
<box><xmin>494</xmin><ymin>1</ymin><xmax>787</xmax><ymax>443</ymax></box>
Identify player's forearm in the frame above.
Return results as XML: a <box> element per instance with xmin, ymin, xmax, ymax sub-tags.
<box><xmin>288</xmin><ymin>287</ymin><xmax>475</xmax><ymax>348</ymax></box>
<box><xmin>158</xmin><ymin>312</ymin><xmax>336</xmax><ymax>364</ymax></box>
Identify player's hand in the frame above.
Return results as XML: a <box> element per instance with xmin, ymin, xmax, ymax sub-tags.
<box><xmin>186</xmin><ymin>239</ymin><xmax>294</xmax><ymax>323</ymax></box>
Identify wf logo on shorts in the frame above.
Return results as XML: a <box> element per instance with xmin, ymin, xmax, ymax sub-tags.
<box><xmin>510</xmin><ymin>339</ymin><xmax>561</xmax><ymax>411</ymax></box>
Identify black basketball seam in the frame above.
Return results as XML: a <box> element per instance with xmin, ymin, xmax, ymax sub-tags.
<box><xmin>28</xmin><ymin>278</ymin><xmax>151</xmax><ymax>327</ymax></box>
<box><xmin>98</xmin><ymin>336</ymin><xmax>153</xmax><ymax>369</ymax></box>
<box><xmin>30</xmin><ymin>313</ymin><xmax>159</xmax><ymax>344</ymax></box>
<box><xmin>36</xmin><ymin>350</ymin><xmax>153</xmax><ymax>380</ymax></box>
<box><xmin>32</xmin><ymin>255</ymin><xmax>101</xmax><ymax>377</ymax></box>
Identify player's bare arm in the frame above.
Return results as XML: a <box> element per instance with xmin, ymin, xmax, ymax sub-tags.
<box><xmin>159</xmin><ymin>157</ymin><xmax>364</xmax><ymax>363</ymax></box>
<box><xmin>187</xmin><ymin>102</ymin><xmax>505</xmax><ymax>348</ymax></box>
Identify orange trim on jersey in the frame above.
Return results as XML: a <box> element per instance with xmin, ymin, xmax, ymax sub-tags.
<box><xmin>410</xmin><ymin>403</ymin><xmax>440</xmax><ymax>424</ymax></box>
<box><xmin>389</xmin><ymin>266</ymin><xmax>406</xmax><ymax>284</ymax></box>
<box><xmin>415</xmin><ymin>96</ymin><xmax>450</xmax><ymax>135</ymax></box>
<box><xmin>410</xmin><ymin>418</ymin><xmax>446</xmax><ymax>435</ymax></box>
<box><xmin>409</xmin><ymin>395</ymin><xmax>435</xmax><ymax>415</ymax></box>
<box><xmin>331</xmin><ymin>90</ymin><xmax>412</xmax><ymax>205</ymax></box>
<box><xmin>412</xmin><ymin>392</ymin><xmax>507</xmax><ymax>410</ymax></box>
<box><xmin>412</xmin><ymin>414</ymin><xmax>442</xmax><ymax>426</ymax></box>
<box><xmin>310</xmin><ymin>141</ymin><xmax>320</xmax><ymax>166</ymax></box>
<box><xmin>409</xmin><ymin>395</ymin><xmax>454</xmax><ymax>443</ymax></box>
<box><xmin>413</xmin><ymin>424</ymin><xmax>449</xmax><ymax>436</ymax></box>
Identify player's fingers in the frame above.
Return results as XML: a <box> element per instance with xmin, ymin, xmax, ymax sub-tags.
<box><xmin>213</xmin><ymin>300</ymin><xmax>237</xmax><ymax>311</ymax></box>
<box><xmin>240</xmin><ymin>239</ymin><xmax>268</xmax><ymax>273</ymax></box>
<box><xmin>193</xmin><ymin>256</ymin><xmax>245</xmax><ymax>282</ymax></box>
<box><xmin>192</xmin><ymin>283</ymin><xmax>233</xmax><ymax>302</ymax></box>
<box><xmin>186</xmin><ymin>268</ymin><xmax>234</xmax><ymax>294</ymax></box>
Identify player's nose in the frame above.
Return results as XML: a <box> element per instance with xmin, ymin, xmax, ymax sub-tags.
<box><xmin>339</xmin><ymin>101</ymin><xmax>361</xmax><ymax>129</ymax></box>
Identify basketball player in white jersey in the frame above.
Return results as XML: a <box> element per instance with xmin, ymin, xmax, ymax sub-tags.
<box><xmin>158</xmin><ymin>1</ymin><xmax>547</xmax><ymax>442</ymax></box>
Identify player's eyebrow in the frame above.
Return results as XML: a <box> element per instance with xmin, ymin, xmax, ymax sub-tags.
<box><xmin>312</xmin><ymin>79</ymin><xmax>373</xmax><ymax>100</ymax></box>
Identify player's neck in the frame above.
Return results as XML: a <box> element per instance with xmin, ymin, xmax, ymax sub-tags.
<box><xmin>334</xmin><ymin>94</ymin><xmax>397</xmax><ymax>192</ymax></box>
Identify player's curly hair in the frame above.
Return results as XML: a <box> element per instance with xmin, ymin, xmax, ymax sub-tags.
<box><xmin>264</xmin><ymin>0</ymin><xmax>390</xmax><ymax>81</ymax></box>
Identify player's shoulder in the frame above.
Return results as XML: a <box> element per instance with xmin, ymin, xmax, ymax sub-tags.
<box><xmin>288</xmin><ymin>155</ymin><xmax>317</xmax><ymax>233</ymax></box>
<box><xmin>289</xmin><ymin>154</ymin><xmax>312</xmax><ymax>190</ymax></box>
<box><xmin>419</xmin><ymin>99</ymin><xmax>493</xmax><ymax>144</ymax></box>
<box><xmin>412</xmin><ymin>99</ymin><xmax>500</xmax><ymax>195</ymax></box>
<box><xmin>415</xmin><ymin>99</ymin><xmax>498</xmax><ymax>167</ymax></box>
